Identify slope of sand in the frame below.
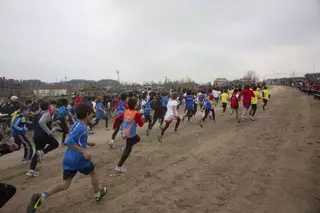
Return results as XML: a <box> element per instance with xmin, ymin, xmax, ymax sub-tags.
<box><xmin>1</xmin><ymin>86</ymin><xmax>320</xmax><ymax>213</ymax></box>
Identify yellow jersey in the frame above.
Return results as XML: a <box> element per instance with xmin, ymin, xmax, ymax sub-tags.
<box><xmin>262</xmin><ymin>89</ymin><xmax>270</xmax><ymax>100</ymax></box>
<box><xmin>251</xmin><ymin>91</ymin><xmax>260</xmax><ymax>104</ymax></box>
<box><xmin>228</xmin><ymin>90</ymin><xmax>234</xmax><ymax>98</ymax></box>
<box><xmin>220</xmin><ymin>93</ymin><xmax>229</xmax><ymax>103</ymax></box>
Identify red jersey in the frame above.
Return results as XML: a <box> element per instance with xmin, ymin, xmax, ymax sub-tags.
<box><xmin>75</xmin><ymin>96</ymin><xmax>83</xmax><ymax>104</ymax></box>
<box><xmin>240</xmin><ymin>89</ymin><xmax>255</xmax><ymax>106</ymax></box>
<box><xmin>113</xmin><ymin>98</ymin><xmax>119</xmax><ymax>109</ymax></box>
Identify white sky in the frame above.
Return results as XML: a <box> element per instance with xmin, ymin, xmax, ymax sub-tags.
<box><xmin>0</xmin><ymin>0</ymin><xmax>319</xmax><ymax>83</ymax></box>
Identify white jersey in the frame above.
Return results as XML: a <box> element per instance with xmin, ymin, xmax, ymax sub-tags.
<box><xmin>164</xmin><ymin>99</ymin><xmax>179</xmax><ymax>121</ymax></box>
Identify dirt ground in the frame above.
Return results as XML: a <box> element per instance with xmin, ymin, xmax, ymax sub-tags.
<box><xmin>1</xmin><ymin>86</ymin><xmax>320</xmax><ymax>213</ymax></box>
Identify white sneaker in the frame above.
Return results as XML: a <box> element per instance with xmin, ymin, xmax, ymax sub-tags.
<box><xmin>108</xmin><ymin>140</ymin><xmax>115</xmax><ymax>149</ymax></box>
<box><xmin>115</xmin><ymin>166</ymin><xmax>127</xmax><ymax>173</ymax></box>
<box><xmin>249</xmin><ymin>116</ymin><xmax>255</xmax><ymax>121</ymax></box>
<box><xmin>21</xmin><ymin>159</ymin><xmax>31</xmax><ymax>164</ymax></box>
<box><xmin>26</xmin><ymin>169</ymin><xmax>39</xmax><ymax>177</ymax></box>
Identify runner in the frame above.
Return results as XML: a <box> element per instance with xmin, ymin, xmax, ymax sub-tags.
<box><xmin>26</xmin><ymin>101</ymin><xmax>60</xmax><ymax>177</ymax></box>
<box><xmin>182</xmin><ymin>90</ymin><xmax>194</xmax><ymax>122</ymax></box>
<box><xmin>200</xmin><ymin>94</ymin><xmax>215</xmax><ymax>127</ymax></box>
<box><xmin>91</xmin><ymin>96</ymin><xmax>109</xmax><ymax>130</ymax></box>
<box><xmin>249</xmin><ymin>86</ymin><xmax>260</xmax><ymax>120</ymax></box>
<box><xmin>27</xmin><ymin>103</ymin><xmax>107</xmax><ymax>213</ymax></box>
<box><xmin>262</xmin><ymin>86</ymin><xmax>270</xmax><ymax>110</ymax></box>
<box><xmin>109</xmin><ymin>93</ymin><xmax>128</xmax><ymax>148</ymax></box>
<box><xmin>239</xmin><ymin>85</ymin><xmax>255</xmax><ymax>121</ymax></box>
<box><xmin>230</xmin><ymin>89</ymin><xmax>240</xmax><ymax>122</ymax></box>
<box><xmin>158</xmin><ymin>93</ymin><xmax>181</xmax><ymax>143</ymax></box>
<box><xmin>113</xmin><ymin>98</ymin><xmax>144</xmax><ymax>173</ymax></box>
<box><xmin>11</xmin><ymin>105</ymin><xmax>33</xmax><ymax>163</ymax></box>
<box><xmin>147</xmin><ymin>95</ymin><xmax>164</xmax><ymax>135</ymax></box>
<box><xmin>220</xmin><ymin>90</ymin><xmax>229</xmax><ymax>114</ymax></box>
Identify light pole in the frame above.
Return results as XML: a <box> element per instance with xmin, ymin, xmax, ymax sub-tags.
<box><xmin>116</xmin><ymin>70</ymin><xmax>120</xmax><ymax>82</ymax></box>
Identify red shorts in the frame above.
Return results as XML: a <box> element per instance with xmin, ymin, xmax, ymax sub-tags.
<box><xmin>165</xmin><ymin>120</ymin><xmax>173</xmax><ymax>124</ymax></box>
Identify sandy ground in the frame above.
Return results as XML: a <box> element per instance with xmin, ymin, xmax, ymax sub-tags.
<box><xmin>1</xmin><ymin>86</ymin><xmax>320</xmax><ymax>213</ymax></box>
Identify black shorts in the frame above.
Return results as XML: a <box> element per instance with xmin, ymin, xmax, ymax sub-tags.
<box><xmin>63</xmin><ymin>162</ymin><xmax>95</xmax><ymax>180</ymax></box>
<box><xmin>251</xmin><ymin>104</ymin><xmax>257</xmax><ymax>110</ymax></box>
<box><xmin>126</xmin><ymin>135</ymin><xmax>141</xmax><ymax>149</ymax></box>
<box><xmin>263</xmin><ymin>99</ymin><xmax>268</xmax><ymax>104</ymax></box>
<box><xmin>222</xmin><ymin>103</ymin><xmax>227</xmax><ymax>108</ymax></box>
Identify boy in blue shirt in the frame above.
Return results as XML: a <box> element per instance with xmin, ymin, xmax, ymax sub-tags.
<box><xmin>91</xmin><ymin>96</ymin><xmax>108</xmax><ymax>130</ymax></box>
<box><xmin>55</xmin><ymin>99</ymin><xmax>69</xmax><ymax>146</ymax></box>
<box><xmin>182</xmin><ymin>90</ymin><xmax>194</xmax><ymax>122</ymax></box>
<box><xmin>11</xmin><ymin>105</ymin><xmax>33</xmax><ymax>163</ymax></box>
<box><xmin>27</xmin><ymin>103</ymin><xmax>107</xmax><ymax>213</ymax></box>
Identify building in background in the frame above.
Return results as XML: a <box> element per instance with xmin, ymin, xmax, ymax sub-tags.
<box><xmin>34</xmin><ymin>85</ymin><xmax>70</xmax><ymax>97</ymax></box>
<box><xmin>0</xmin><ymin>77</ymin><xmax>22</xmax><ymax>98</ymax></box>
<box><xmin>214</xmin><ymin>78</ymin><xmax>228</xmax><ymax>86</ymax></box>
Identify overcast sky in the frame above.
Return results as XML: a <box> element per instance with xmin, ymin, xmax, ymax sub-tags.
<box><xmin>0</xmin><ymin>0</ymin><xmax>319</xmax><ymax>83</ymax></box>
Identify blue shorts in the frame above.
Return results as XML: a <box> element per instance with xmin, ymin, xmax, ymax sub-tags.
<box><xmin>243</xmin><ymin>104</ymin><xmax>251</xmax><ymax>109</ymax></box>
<box><xmin>63</xmin><ymin>162</ymin><xmax>95</xmax><ymax>180</ymax></box>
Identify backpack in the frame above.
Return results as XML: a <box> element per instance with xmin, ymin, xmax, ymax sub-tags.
<box><xmin>230</xmin><ymin>94</ymin><xmax>239</xmax><ymax>109</ymax></box>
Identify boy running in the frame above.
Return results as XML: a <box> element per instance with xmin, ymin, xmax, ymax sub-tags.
<box><xmin>109</xmin><ymin>93</ymin><xmax>128</xmax><ymax>148</ymax></box>
<box><xmin>230</xmin><ymin>89</ymin><xmax>240</xmax><ymax>122</ymax></box>
<box><xmin>200</xmin><ymin>94</ymin><xmax>215</xmax><ymax>127</ymax></box>
<box><xmin>26</xmin><ymin>101</ymin><xmax>60</xmax><ymax>177</ymax></box>
<box><xmin>113</xmin><ymin>98</ymin><xmax>144</xmax><ymax>173</ymax></box>
<box><xmin>220</xmin><ymin>90</ymin><xmax>229</xmax><ymax>114</ymax></box>
<box><xmin>249</xmin><ymin>86</ymin><xmax>260</xmax><ymax>120</ymax></box>
<box><xmin>158</xmin><ymin>93</ymin><xmax>181</xmax><ymax>143</ymax></box>
<box><xmin>262</xmin><ymin>86</ymin><xmax>270</xmax><ymax>110</ymax></box>
<box><xmin>27</xmin><ymin>103</ymin><xmax>107</xmax><ymax>213</ymax></box>
<box><xmin>11</xmin><ymin>105</ymin><xmax>33</xmax><ymax>163</ymax></box>
<box><xmin>239</xmin><ymin>85</ymin><xmax>255</xmax><ymax>120</ymax></box>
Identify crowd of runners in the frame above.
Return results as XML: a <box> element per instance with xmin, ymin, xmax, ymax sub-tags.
<box><xmin>0</xmin><ymin>83</ymin><xmax>271</xmax><ymax>212</ymax></box>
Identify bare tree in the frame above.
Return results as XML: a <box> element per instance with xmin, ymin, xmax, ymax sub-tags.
<box><xmin>243</xmin><ymin>70</ymin><xmax>258</xmax><ymax>82</ymax></box>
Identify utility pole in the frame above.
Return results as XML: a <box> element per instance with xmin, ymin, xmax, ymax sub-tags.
<box><xmin>116</xmin><ymin>70</ymin><xmax>120</xmax><ymax>83</ymax></box>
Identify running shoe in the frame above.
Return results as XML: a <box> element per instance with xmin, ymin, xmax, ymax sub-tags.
<box><xmin>22</xmin><ymin>159</ymin><xmax>31</xmax><ymax>164</ymax></box>
<box><xmin>108</xmin><ymin>140</ymin><xmax>115</xmax><ymax>149</ymax></box>
<box><xmin>26</xmin><ymin>169</ymin><xmax>39</xmax><ymax>177</ymax></box>
<box><xmin>115</xmin><ymin>166</ymin><xmax>127</xmax><ymax>173</ymax></box>
<box><xmin>94</xmin><ymin>187</ymin><xmax>108</xmax><ymax>201</ymax></box>
<box><xmin>27</xmin><ymin>193</ymin><xmax>42</xmax><ymax>213</ymax></box>
<box><xmin>158</xmin><ymin>134</ymin><xmax>163</xmax><ymax>143</ymax></box>
<box><xmin>146</xmin><ymin>129</ymin><xmax>150</xmax><ymax>136</ymax></box>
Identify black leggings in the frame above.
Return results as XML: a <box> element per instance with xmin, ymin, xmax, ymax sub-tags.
<box><xmin>29</xmin><ymin>136</ymin><xmax>59</xmax><ymax>170</ymax></box>
<box><xmin>0</xmin><ymin>183</ymin><xmax>16</xmax><ymax>209</ymax></box>
<box><xmin>112</xmin><ymin>119</ymin><xmax>123</xmax><ymax>140</ymax></box>
<box><xmin>202</xmin><ymin>109</ymin><xmax>215</xmax><ymax>122</ymax></box>
<box><xmin>92</xmin><ymin>117</ymin><xmax>108</xmax><ymax>129</ymax></box>
<box><xmin>57</xmin><ymin>119</ymin><xmax>69</xmax><ymax>144</ymax></box>
<box><xmin>117</xmin><ymin>135</ymin><xmax>141</xmax><ymax>167</ymax></box>
<box><xmin>148</xmin><ymin>113</ymin><xmax>163</xmax><ymax>130</ymax></box>
<box><xmin>161</xmin><ymin>117</ymin><xmax>181</xmax><ymax>135</ymax></box>
<box><xmin>14</xmin><ymin>134</ymin><xmax>33</xmax><ymax>160</ymax></box>
<box><xmin>222</xmin><ymin>103</ymin><xmax>227</xmax><ymax>113</ymax></box>
<box><xmin>193</xmin><ymin>103</ymin><xmax>197</xmax><ymax>116</ymax></box>
<box><xmin>250</xmin><ymin>104</ymin><xmax>257</xmax><ymax>116</ymax></box>
<box><xmin>186</xmin><ymin>109</ymin><xmax>193</xmax><ymax>121</ymax></box>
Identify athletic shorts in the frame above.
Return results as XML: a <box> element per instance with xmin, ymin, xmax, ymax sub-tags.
<box><xmin>222</xmin><ymin>103</ymin><xmax>227</xmax><ymax>108</ymax></box>
<box><xmin>263</xmin><ymin>99</ymin><xmax>268</xmax><ymax>104</ymax></box>
<box><xmin>63</xmin><ymin>162</ymin><xmax>95</xmax><ymax>180</ymax></box>
<box><xmin>243</xmin><ymin>104</ymin><xmax>251</xmax><ymax>109</ymax></box>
